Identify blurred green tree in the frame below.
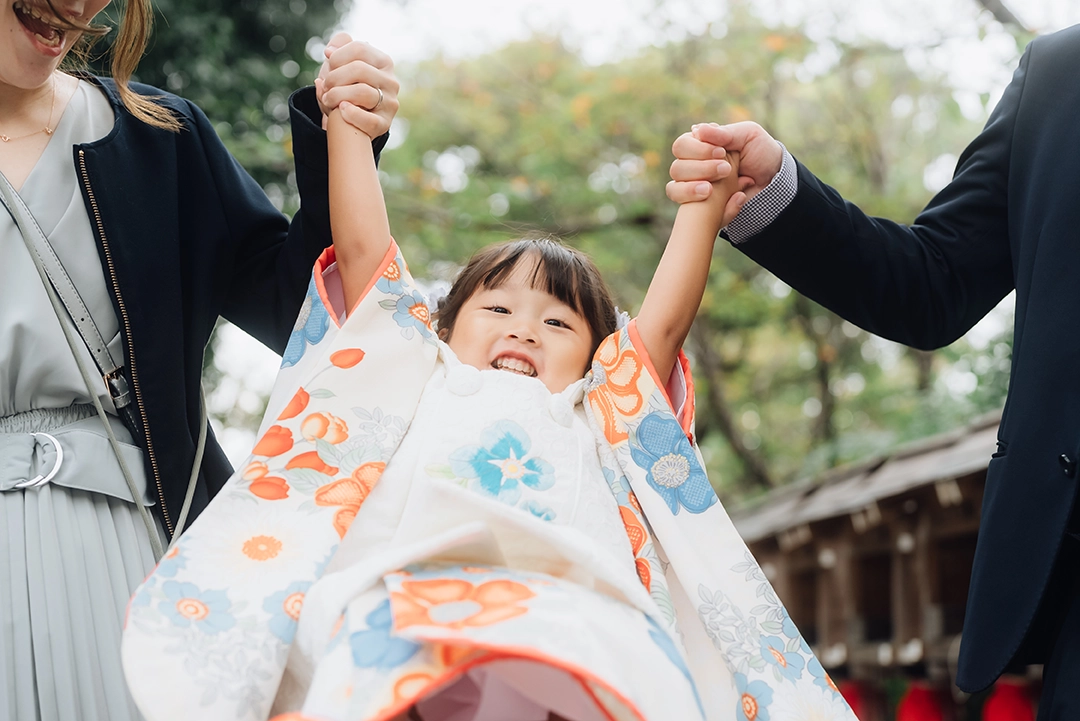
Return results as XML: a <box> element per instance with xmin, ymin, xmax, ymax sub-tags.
<box><xmin>376</xmin><ymin>8</ymin><xmax>1016</xmax><ymax>498</ymax></box>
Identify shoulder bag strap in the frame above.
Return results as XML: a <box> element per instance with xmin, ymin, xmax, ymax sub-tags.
<box><xmin>0</xmin><ymin>171</ymin><xmax>205</xmax><ymax>551</ymax></box>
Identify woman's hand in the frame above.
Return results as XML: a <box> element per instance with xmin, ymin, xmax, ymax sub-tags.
<box><xmin>316</xmin><ymin>32</ymin><xmax>400</xmax><ymax>138</ymax></box>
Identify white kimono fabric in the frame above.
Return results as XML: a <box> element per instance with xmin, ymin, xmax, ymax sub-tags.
<box><xmin>122</xmin><ymin>242</ymin><xmax>857</xmax><ymax>721</ymax></box>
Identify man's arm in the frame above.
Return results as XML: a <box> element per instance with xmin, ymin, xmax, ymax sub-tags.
<box><xmin>667</xmin><ymin>50</ymin><xmax>1029</xmax><ymax>350</ymax></box>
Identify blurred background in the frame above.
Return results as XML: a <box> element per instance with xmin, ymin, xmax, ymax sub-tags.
<box><xmin>98</xmin><ymin>0</ymin><xmax>1075</xmax><ymax>500</ymax></box>
<box><xmin>93</xmin><ymin>1</ymin><xmax>1079</xmax><ymax>717</ymax></box>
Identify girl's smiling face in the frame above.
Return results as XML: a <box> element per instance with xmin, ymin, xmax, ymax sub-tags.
<box><xmin>1</xmin><ymin>0</ymin><xmax>109</xmax><ymax>90</ymax></box>
<box><xmin>447</xmin><ymin>260</ymin><xmax>594</xmax><ymax>394</ymax></box>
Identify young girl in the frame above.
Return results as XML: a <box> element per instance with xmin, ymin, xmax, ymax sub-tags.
<box><xmin>121</xmin><ymin>103</ymin><xmax>858</xmax><ymax>721</ymax></box>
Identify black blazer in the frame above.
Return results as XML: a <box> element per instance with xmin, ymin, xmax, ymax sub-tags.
<box><xmin>75</xmin><ymin>78</ymin><xmax>386</xmax><ymax>539</ymax></box>
<box><xmin>735</xmin><ymin>25</ymin><xmax>1080</xmax><ymax>692</ymax></box>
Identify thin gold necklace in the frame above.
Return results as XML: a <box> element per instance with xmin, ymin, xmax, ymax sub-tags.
<box><xmin>0</xmin><ymin>81</ymin><xmax>58</xmax><ymax>143</ymax></box>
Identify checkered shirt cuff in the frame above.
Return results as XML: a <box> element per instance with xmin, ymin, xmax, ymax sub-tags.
<box><xmin>723</xmin><ymin>143</ymin><xmax>798</xmax><ymax>245</ymax></box>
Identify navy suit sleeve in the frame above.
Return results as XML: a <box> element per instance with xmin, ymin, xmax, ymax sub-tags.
<box><xmin>191</xmin><ymin>87</ymin><xmax>387</xmax><ymax>354</ymax></box>
<box><xmin>736</xmin><ymin>49</ymin><xmax>1028</xmax><ymax>351</ymax></box>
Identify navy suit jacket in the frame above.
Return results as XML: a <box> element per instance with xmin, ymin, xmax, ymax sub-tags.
<box><xmin>736</xmin><ymin>25</ymin><xmax>1080</xmax><ymax>692</ymax></box>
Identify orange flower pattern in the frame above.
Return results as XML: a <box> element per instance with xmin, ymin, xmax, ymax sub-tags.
<box><xmin>300</xmin><ymin>412</ymin><xmax>349</xmax><ymax>444</ymax></box>
<box><xmin>314</xmin><ymin>462</ymin><xmax>386</xmax><ymax>538</ymax></box>
<box><xmin>389</xmin><ymin>578</ymin><xmax>535</xmax><ymax>631</ymax></box>
<box><xmin>277</xmin><ymin>388</ymin><xmax>310</xmax><ymax>420</ymax></box>
<box><xmin>249</xmin><ymin>476</ymin><xmax>289</xmax><ymax>500</ymax></box>
<box><xmin>589</xmin><ymin>336</ymin><xmax>644</xmax><ymax>445</ymax></box>
<box><xmin>242</xmin><ymin>535</ymin><xmax>283</xmax><ymax>561</ymax></box>
<box><xmin>285</xmin><ymin>450</ymin><xmax>339</xmax><ymax>476</ymax></box>
<box><xmin>253</xmin><ymin>425</ymin><xmax>294</xmax><ymax>458</ymax></box>
<box><xmin>330</xmin><ymin>348</ymin><xmax>366</xmax><ymax>368</ymax></box>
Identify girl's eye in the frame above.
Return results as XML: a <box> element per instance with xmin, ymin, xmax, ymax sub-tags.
<box><xmin>486</xmin><ymin>306</ymin><xmax>509</xmax><ymax>314</ymax></box>
<box><xmin>545</xmin><ymin>318</ymin><xmax>569</xmax><ymax>329</ymax></box>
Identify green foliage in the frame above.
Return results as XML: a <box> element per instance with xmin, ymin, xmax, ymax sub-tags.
<box><xmin>112</xmin><ymin>0</ymin><xmax>1017</xmax><ymax>494</ymax></box>
<box><xmin>378</xmin><ymin>11</ymin><xmax>1015</xmax><ymax>499</ymax></box>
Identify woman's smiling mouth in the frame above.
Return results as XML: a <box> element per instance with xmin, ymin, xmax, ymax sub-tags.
<box><xmin>13</xmin><ymin>0</ymin><xmax>66</xmax><ymax>49</ymax></box>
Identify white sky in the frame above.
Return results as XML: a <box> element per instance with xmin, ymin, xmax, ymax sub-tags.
<box><xmin>213</xmin><ymin>0</ymin><xmax>1077</xmax><ymax>464</ymax></box>
<box><xmin>345</xmin><ymin>0</ymin><xmax>1080</xmax><ymax>97</ymax></box>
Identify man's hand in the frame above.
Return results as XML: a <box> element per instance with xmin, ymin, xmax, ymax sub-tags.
<box><xmin>315</xmin><ymin>32</ymin><xmax>400</xmax><ymax>138</ymax></box>
<box><xmin>666</xmin><ymin>122</ymin><xmax>783</xmax><ymax>224</ymax></box>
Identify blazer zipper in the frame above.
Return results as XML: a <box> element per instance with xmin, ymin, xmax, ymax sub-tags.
<box><xmin>78</xmin><ymin>149</ymin><xmax>174</xmax><ymax>536</ymax></box>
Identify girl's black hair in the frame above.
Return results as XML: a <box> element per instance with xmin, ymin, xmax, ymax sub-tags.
<box><xmin>434</xmin><ymin>236</ymin><xmax>618</xmax><ymax>363</ymax></box>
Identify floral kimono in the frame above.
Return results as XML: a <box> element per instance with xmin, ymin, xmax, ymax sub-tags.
<box><xmin>122</xmin><ymin>242</ymin><xmax>857</xmax><ymax>721</ymax></box>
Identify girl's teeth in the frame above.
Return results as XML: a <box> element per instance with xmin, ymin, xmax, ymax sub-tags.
<box><xmin>493</xmin><ymin>358</ymin><xmax>536</xmax><ymax>377</ymax></box>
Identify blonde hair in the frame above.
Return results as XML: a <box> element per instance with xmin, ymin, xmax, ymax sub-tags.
<box><xmin>49</xmin><ymin>0</ymin><xmax>181</xmax><ymax>132</ymax></box>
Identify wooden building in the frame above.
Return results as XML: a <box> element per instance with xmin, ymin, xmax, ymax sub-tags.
<box><xmin>730</xmin><ymin>411</ymin><xmax>1038</xmax><ymax>719</ymax></box>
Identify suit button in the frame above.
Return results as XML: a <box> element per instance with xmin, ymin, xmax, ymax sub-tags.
<box><xmin>1060</xmin><ymin>454</ymin><xmax>1077</xmax><ymax>478</ymax></box>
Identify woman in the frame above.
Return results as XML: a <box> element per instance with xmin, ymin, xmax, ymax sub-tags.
<box><xmin>0</xmin><ymin>0</ymin><xmax>398</xmax><ymax>718</ymax></box>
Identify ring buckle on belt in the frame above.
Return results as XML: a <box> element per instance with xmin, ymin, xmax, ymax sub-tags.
<box><xmin>14</xmin><ymin>432</ymin><xmax>64</xmax><ymax>489</ymax></box>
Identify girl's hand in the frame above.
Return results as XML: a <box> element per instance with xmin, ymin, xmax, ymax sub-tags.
<box><xmin>316</xmin><ymin>33</ymin><xmax>400</xmax><ymax>138</ymax></box>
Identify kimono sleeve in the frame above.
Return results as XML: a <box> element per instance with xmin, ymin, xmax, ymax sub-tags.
<box><xmin>586</xmin><ymin>318</ymin><xmax>695</xmax><ymax>449</ymax></box>
<box><xmin>585</xmin><ymin>323</ymin><xmax>858</xmax><ymax>721</ymax></box>
<box><xmin>122</xmin><ymin>240</ymin><xmax>438</xmax><ymax>721</ymax></box>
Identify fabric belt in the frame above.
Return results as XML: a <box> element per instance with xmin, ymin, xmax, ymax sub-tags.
<box><xmin>0</xmin><ymin>409</ymin><xmax>152</xmax><ymax>506</ymax></box>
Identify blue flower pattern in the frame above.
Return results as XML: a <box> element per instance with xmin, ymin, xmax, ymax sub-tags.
<box><xmin>156</xmin><ymin>549</ymin><xmax>186</xmax><ymax>578</ymax></box>
<box><xmin>282</xmin><ymin>278</ymin><xmax>331</xmax><ymax>368</ymax></box>
<box><xmin>523</xmin><ymin>500</ymin><xmax>556</xmax><ymax>521</ymax></box>
<box><xmin>159</xmin><ymin>581</ymin><xmax>235</xmax><ymax>635</ymax></box>
<box><xmin>629</xmin><ymin>412</ymin><xmax>716</xmax><ymax>515</ymax></box>
<box><xmin>760</xmin><ymin>635</ymin><xmax>805</xmax><ymax>682</ymax></box>
<box><xmin>734</xmin><ymin>672</ymin><xmax>774</xmax><ymax>721</ymax></box>
<box><xmin>450</xmin><ymin>420</ymin><xmax>554</xmax><ymax>505</ymax></box>
<box><xmin>350</xmin><ymin>599</ymin><xmax>421</xmax><ymax>669</ymax></box>
<box><xmin>263</xmin><ymin>581</ymin><xmax>312</xmax><ymax>644</ymax></box>
<box><xmin>391</xmin><ymin>290</ymin><xmax>434</xmax><ymax>340</ymax></box>
<box><xmin>808</xmin><ymin>656</ymin><xmax>839</xmax><ymax>695</ymax></box>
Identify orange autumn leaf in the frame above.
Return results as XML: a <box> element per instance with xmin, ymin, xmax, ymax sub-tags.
<box><xmin>252</xmin><ymin>426</ymin><xmax>294</xmax><ymax>458</ymax></box>
<box><xmin>285</xmin><ymin>451</ymin><xmax>338</xmax><ymax>476</ymax></box>
<box><xmin>277</xmin><ymin>388</ymin><xmax>310</xmax><ymax>420</ymax></box>
<box><xmin>330</xmin><ymin>348</ymin><xmax>366</xmax><ymax>368</ymax></box>
<box><xmin>250</xmin><ymin>477</ymin><xmax>289</xmax><ymax>500</ymax></box>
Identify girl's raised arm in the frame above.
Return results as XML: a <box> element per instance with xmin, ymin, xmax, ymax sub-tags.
<box><xmin>328</xmin><ymin>109</ymin><xmax>393</xmax><ymax>313</ymax></box>
<box><xmin>635</xmin><ymin>147</ymin><xmax>740</xmax><ymax>386</ymax></box>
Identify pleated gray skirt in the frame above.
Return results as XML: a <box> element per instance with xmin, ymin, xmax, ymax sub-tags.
<box><xmin>0</xmin><ymin>405</ymin><xmax>164</xmax><ymax>721</ymax></box>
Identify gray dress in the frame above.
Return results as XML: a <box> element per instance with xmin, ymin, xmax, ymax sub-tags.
<box><xmin>1</xmin><ymin>80</ymin><xmax>163</xmax><ymax>721</ymax></box>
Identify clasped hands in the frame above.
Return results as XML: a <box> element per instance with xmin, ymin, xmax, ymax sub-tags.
<box><xmin>666</xmin><ymin>121</ymin><xmax>784</xmax><ymax>227</ymax></box>
<box><xmin>315</xmin><ymin>31</ymin><xmax>400</xmax><ymax>139</ymax></box>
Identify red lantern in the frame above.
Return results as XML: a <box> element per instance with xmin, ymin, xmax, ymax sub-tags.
<box><xmin>896</xmin><ymin>682</ymin><xmax>945</xmax><ymax>721</ymax></box>
<box><xmin>982</xmin><ymin>677</ymin><xmax>1034</xmax><ymax>721</ymax></box>
<box><xmin>839</xmin><ymin>680</ymin><xmax>868</xmax><ymax>719</ymax></box>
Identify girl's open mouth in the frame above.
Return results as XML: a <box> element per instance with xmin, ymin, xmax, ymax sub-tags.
<box><xmin>13</xmin><ymin>0</ymin><xmax>66</xmax><ymax>50</ymax></box>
